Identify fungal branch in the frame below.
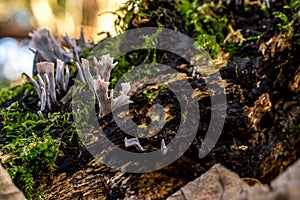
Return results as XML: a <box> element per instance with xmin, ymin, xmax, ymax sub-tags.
<box><xmin>80</xmin><ymin>55</ymin><xmax>133</xmax><ymax>118</ymax></box>
<box><xmin>29</xmin><ymin>28</ymin><xmax>73</xmax><ymax>70</ymax></box>
<box><xmin>23</xmin><ymin>59</ymin><xmax>73</xmax><ymax>111</ymax></box>
<box><xmin>24</xmin><ymin>53</ymin><xmax>132</xmax><ymax>118</ymax></box>
<box><xmin>29</xmin><ymin>27</ymin><xmax>93</xmax><ymax>73</ymax></box>
<box><xmin>25</xmin><ymin>28</ymin><xmax>132</xmax><ymax>116</ymax></box>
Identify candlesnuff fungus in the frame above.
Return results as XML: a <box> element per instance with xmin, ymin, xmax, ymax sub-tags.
<box><xmin>161</xmin><ymin>139</ymin><xmax>168</xmax><ymax>155</ymax></box>
<box><xmin>28</xmin><ymin>28</ymin><xmax>133</xmax><ymax>116</ymax></box>
<box><xmin>79</xmin><ymin>54</ymin><xmax>133</xmax><ymax>117</ymax></box>
<box><xmin>25</xmin><ymin>54</ymin><xmax>132</xmax><ymax>117</ymax></box>
<box><xmin>124</xmin><ymin>137</ymin><xmax>145</xmax><ymax>151</ymax></box>
<box><xmin>63</xmin><ymin>27</ymin><xmax>93</xmax><ymax>64</ymax></box>
<box><xmin>55</xmin><ymin>59</ymin><xmax>70</xmax><ymax>94</ymax></box>
<box><xmin>24</xmin><ymin>59</ymin><xmax>73</xmax><ymax>111</ymax></box>
<box><xmin>29</xmin><ymin>27</ymin><xmax>93</xmax><ymax>74</ymax></box>
<box><xmin>29</xmin><ymin>28</ymin><xmax>73</xmax><ymax>72</ymax></box>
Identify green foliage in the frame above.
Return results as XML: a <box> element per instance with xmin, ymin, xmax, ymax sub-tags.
<box><xmin>282</xmin><ymin>124</ymin><xmax>300</xmax><ymax>139</ymax></box>
<box><xmin>0</xmin><ymin>81</ymin><xmax>35</xmax><ymax>106</ymax></box>
<box><xmin>143</xmin><ymin>85</ymin><xmax>165</xmax><ymax>100</ymax></box>
<box><xmin>114</xmin><ymin>0</ymin><xmax>149</xmax><ymax>33</ymax></box>
<box><xmin>5</xmin><ymin>134</ymin><xmax>61</xmax><ymax>199</ymax></box>
<box><xmin>273</xmin><ymin>11</ymin><xmax>294</xmax><ymax>31</ymax></box>
<box><xmin>285</xmin><ymin>0</ymin><xmax>300</xmax><ymax>10</ymax></box>
<box><xmin>221</xmin><ymin>41</ymin><xmax>237</xmax><ymax>55</ymax></box>
<box><xmin>176</xmin><ymin>0</ymin><xmax>199</xmax><ymax>21</ymax></box>
<box><xmin>0</xmin><ymin>100</ymin><xmax>81</xmax><ymax>199</ymax></box>
<box><xmin>114</xmin><ymin>0</ymin><xmax>229</xmax><ymax>58</ymax></box>
<box><xmin>194</xmin><ymin>34</ymin><xmax>220</xmax><ymax>58</ymax></box>
<box><xmin>176</xmin><ymin>0</ymin><xmax>228</xmax><ymax>58</ymax></box>
<box><xmin>0</xmin><ymin>102</ymin><xmax>58</xmax><ymax>198</ymax></box>
<box><xmin>110</xmin><ymin>56</ymin><xmax>135</xmax><ymax>88</ymax></box>
<box><xmin>273</xmin><ymin>1</ymin><xmax>300</xmax><ymax>32</ymax></box>
<box><xmin>246</xmin><ymin>34</ymin><xmax>263</xmax><ymax>41</ymax></box>
<box><xmin>140</xmin><ymin>29</ymin><xmax>163</xmax><ymax>64</ymax></box>
<box><xmin>260</xmin><ymin>4</ymin><xmax>271</xmax><ymax>18</ymax></box>
<box><xmin>95</xmin><ymin>31</ymin><xmax>162</xmax><ymax>88</ymax></box>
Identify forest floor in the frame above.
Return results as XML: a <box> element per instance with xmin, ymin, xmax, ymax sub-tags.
<box><xmin>1</xmin><ymin>0</ymin><xmax>300</xmax><ymax>199</ymax></box>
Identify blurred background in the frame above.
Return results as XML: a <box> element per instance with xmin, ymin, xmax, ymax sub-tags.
<box><xmin>0</xmin><ymin>0</ymin><xmax>127</xmax><ymax>87</ymax></box>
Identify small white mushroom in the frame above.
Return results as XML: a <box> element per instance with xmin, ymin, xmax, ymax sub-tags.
<box><xmin>111</xmin><ymin>92</ymin><xmax>133</xmax><ymax>112</ymax></box>
<box><xmin>23</xmin><ymin>73</ymin><xmax>41</xmax><ymax>98</ymax></box>
<box><xmin>29</xmin><ymin>28</ymin><xmax>72</xmax><ymax>64</ymax></box>
<box><xmin>37</xmin><ymin>62</ymin><xmax>57</xmax><ymax>104</ymax></box>
<box><xmin>192</xmin><ymin>66</ymin><xmax>197</xmax><ymax>77</ymax></box>
<box><xmin>60</xmin><ymin>85</ymin><xmax>75</xmax><ymax>105</ymax></box>
<box><xmin>82</xmin><ymin>58</ymin><xmax>96</xmax><ymax>95</ymax></box>
<box><xmin>75</xmin><ymin>62</ymin><xmax>85</xmax><ymax>82</ymax></box>
<box><xmin>124</xmin><ymin>137</ymin><xmax>145</xmax><ymax>151</ymax></box>
<box><xmin>82</xmin><ymin>56</ymin><xmax>132</xmax><ymax>118</ymax></box>
<box><xmin>37</xmin><ymin>74</ymin><xmax>45</xmax><ymax>89</ymax></box>
<box><xmin>40</xmin><ymin>87</ymin><xmax>47</xmax><ymax>111</ymax></box>
<box><xmin>47</xmin><ymin>64</ymin><xmax>57</xmax><ymax>103</ymax></box>
<box><xmin>26</xmin><ymin>54</ymin><xmax>130</xmax><ymax>114</ymax></box>
<box><xmin>93</xmin><ymin>55</ymin><xmax>118</xmax><ymax>82</ymax></box>
<box><xmin>161</xmin><ymin>139</ymin><xmax>168</xmax><ymax>155</ymax></box>
<box><xmin>94</xmin><ymin>78</ymin><xmax>111</xmax><ymax>117</ymax></box>
<box><xmin>43</xmin><ymin>73</ymin><xmax>52</xmax><ymax>110</ymax></box>
<box><xmin>64</xmin><ymin>65</ymin><xmax>69</xmax><ymax>92</ymax></box>
<box><xmin>55</xmin><ymin>59</ymin><xmax>65</xmax><ymax>92</ymax></box>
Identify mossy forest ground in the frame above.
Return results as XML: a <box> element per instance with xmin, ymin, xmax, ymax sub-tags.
<box><xmin>0</xmin><ymin>0</ymin><xmax>300</xmax><ymax>199</ymax></box>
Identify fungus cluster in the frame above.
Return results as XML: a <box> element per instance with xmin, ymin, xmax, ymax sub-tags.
<box><xmin>24</xmin><ymin>59</ymin><xmax>73</xmax><ymax>111</ymax></box>
<box><xmin>24</xmin><ymin>28</ymin><xmax>168</xmax><ymax>154</ymax></box>
<box><xmin>80</xmin><ymin>55</ymin><xmax>132</xmax><ymax>117</ymax></box>
<box><xmin>25</xmin><ymin>28</ymin><xmax>132</xmax><ymax>117</ymax></box>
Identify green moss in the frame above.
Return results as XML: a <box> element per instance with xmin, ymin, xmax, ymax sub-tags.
<box><xmin>176</xmin><ymin>0</ymin><xmax>228</xmax><ymax>58</ymax></box>
<box><xmin>282</xmin><ymin>124</ymin><xmax>300</xmax><ymax>139</ymax></box>
<box><xmin>260</xmin><ymin>4</ymin><xmax>271</xmax><ymax>18</ymax></box>
<box><xmin>273</xmin><ymin>11</ymin><xmax>294</xmax><ymax>31</ymax></box>
<box><xmin>110</xmin><ymin>56</ymin><xmax>135</xmax><ymax>88</ymax></box>
<box><xmin>273</xmin><ymin>0</ymin><xmax>300</xmax><ymax>32</ymax></box>
<box><xmin>285</xmin><ymin>0</ymin><xmax>300</xmax><ymax>10</ymax></box>
<box><xmin>114</xmin><ymin>0</ymin><xmax>147</xmax><ymax>33</ymax></box>
<box><xmin>0</xmin><ymin>81</ymin><xmax>35</xmax><ymax>106</ymax></box>
<box><xmin>221</xmin><ymin>41</ymin><xmax>237</xmax><ymax>56</ymax></box>
<box><xmin>5</xmin><ymin>133</ymin><xmax>61</xmax><ymax>199</ymax></box>
<box><xmin>0</xmin><ymin>100</ymin><xmax>81</xmax><ymax>199</ymax></box>
<box><xmin>246</xmin><ymin>34</ymin><xmax>263</xmax><ymax>41</ymax></box>
<box><xmin>194</xmin><ymin>34</ymin><xmax>220</xmax><ymax>58</ymax></box>
<box><xmin>143</xmin><ymin>85</ymin><xmax>165</xmax><ymax>100</ymax></box>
